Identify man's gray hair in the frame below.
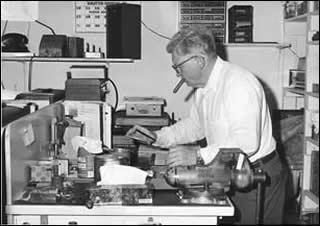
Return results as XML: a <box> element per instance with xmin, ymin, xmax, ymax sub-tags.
<box><xmin>166</xmin><ymin>26</ymin><xmax>216</xmax><ymax>56</ymax></box>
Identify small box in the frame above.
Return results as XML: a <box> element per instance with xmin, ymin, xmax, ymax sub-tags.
<box><xmin>124</xmin><ymin>96</ymin><xmax>165</xmax><ymax>117</ymax></box>
<box><xmin>67</xmin><ymin>37</ymin><xmax>84</xmax><ymax>57</ymax></box>
<box><xmin>85</xmin><ymin>184</ymin><xmax>154</xmax><ymax>208</ymax></box>
<box><xmin>65</xmin><ymin>79</ymin><xmax>106</xmax><ymax>101</ymax></box>
<box><xmin>30</xmin><ymin>163</ymin><xmax>53</xmax><ymax>182</ymax></box>
<box><xmin>312</xmin><ymin>83</ymin><xmax>319</xmax><ymax>93</ymax></box>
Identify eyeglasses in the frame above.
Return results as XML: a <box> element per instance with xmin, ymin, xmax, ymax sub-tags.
<box><xmin>172</xmin><ymin>55</ymin><xmax>198</xmax><ymax>75</ymax></box>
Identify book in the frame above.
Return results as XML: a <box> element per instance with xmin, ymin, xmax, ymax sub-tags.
<box><xmin>69</xmin><ymin>65</ymin><xmax>108</xmax><ymax>79</ymax></box>
<box><xmin>123</xmin><ymin>96</ymin><xmax>166</xmax><ymax>105</ymax></box>
<box><xmin>114</xmin><ymin>110</ymin><xmax>171</xmax><ymax>127</ymax></box>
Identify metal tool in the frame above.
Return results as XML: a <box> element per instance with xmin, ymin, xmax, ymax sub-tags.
<box><xmin>163</xmin><ymin>148</ymin><xmax>267</xmax><ymax>224</ymax></box>
<box><xmin>173</xmin><ymin>78</ymin><xmax>185</xmax><ymax>93</ymax></box>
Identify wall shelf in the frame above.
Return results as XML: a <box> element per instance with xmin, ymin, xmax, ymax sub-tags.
<box><xmin>305</xmin><ymin>137</ymin><xmax>319</xmax><ymax>147</ymax></box>
<box><xmin>301</xmin><ymin>190</ymin><xmax>319</xmax><ymax>213</ymax></box>
<box><xmin>283</xmin><ymin>87</ymin><xmax>306</xmax><ymax>95</ymax></box>
<box><xmin>285</xmin><ymin>13</ymin><xmax>308</xmax><ymax>22</ymax></box>
<box><xmin>223</xmin><ymin>43</ymin><xmax>291</xmax><ymax>48</ymax></box>
<box><xmin>306</xmin><ymin>92</ymin><xmax>319</xmax><ymax>98</ymax></box>
<box><xmin>308</xmin><ymin>41</ymin><xmax>319</xmax><ymax>45</ymax></box>
<box><xmin>1</xmin><ymin>56</ymin><xmax>134</xmax><ymax>63</ymax></box>
<box><xmin>283</xmin><ymin>2</ymin><xmax>319</xmax><ymax>217</ymax></box>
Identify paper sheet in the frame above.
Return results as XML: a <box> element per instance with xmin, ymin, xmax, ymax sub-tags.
<box><xmin>97</xmin><ymin>165</ymin><xmax>149</xmax><ymax>186</ymax></box>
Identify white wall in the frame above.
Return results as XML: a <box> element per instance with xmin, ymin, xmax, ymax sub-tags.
<box><xmin>1</xmin><ymin>1</ymin><xmax>285</xmax><ymax>119</ymax></box>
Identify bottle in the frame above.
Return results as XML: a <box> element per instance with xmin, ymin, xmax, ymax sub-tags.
<box><xmin>77</xmin><ymin>147</ymin><xmax>94</xmax><ymax>178</ymax></box>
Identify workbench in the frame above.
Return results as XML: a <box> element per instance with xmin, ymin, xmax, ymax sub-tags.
<box><xmin>6</xmin><ymin>190</ymin><xmax>234</xmax><ymax>225</ymax></box>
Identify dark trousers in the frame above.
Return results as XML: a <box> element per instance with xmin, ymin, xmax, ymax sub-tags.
<box><xmin>222</xmin><ymin>151</ymin><xmax>289</xmax><ymax>225</ymax></box>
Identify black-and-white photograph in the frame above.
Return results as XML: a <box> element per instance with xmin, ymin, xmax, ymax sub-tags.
<box><xmin>1</xmin><ymin>1</ymin><xmax>319</xmax><ymax>225</ymax></box>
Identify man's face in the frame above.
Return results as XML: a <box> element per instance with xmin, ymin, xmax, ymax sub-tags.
<box><xmin>171</xmin><ymin>52</ymin><xmax>204</xmax><ymax>88</ymax></box>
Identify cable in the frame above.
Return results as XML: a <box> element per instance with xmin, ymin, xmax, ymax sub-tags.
<box><xmin>141</xmin><ymin>20</ymin><xmax>171</xmax><ymax>40</ymax></box>
<box><xmin>2</xmin><ymin>20</ymin><xmax>8</xmax><ymax>37</ymax></box>
<box><xmin>28</xmin><ymin>55</ymin><xmax>35</xmax><ymax>91</ymax></box>
<box><xmin>35</xmin><ymin>19</ymin><xmax>56</xmax><ymax>35</ymax></box>
<box><xmin>106</xmin><ymin>77</ymin><xmax>119</xmax><ymax>110</ymax></box>
<box><xmin>288</xmin><ymin>47</ymin><xmax>300</xmax><ymax>58</ymax></box>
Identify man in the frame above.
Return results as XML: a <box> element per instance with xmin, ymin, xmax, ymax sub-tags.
<box><xmin>129</xmin><ymin>27</ymin><xmax>288</xmax><ymax>224</ymax></box>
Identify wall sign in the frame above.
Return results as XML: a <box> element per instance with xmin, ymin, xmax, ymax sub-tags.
<box><xmin>75</xmin><ymin>1</ymin><xmax>140</xmax><ymax>33</ymax></box>
<box><xmin>75</xmin><ymin>1</ymin><xmax>118</xmax><ymax>33</ymax></box>
<box><xmin>179</xmin><ymin>1</ymin><xmax>226</xmax><ymax>43</ymax></box>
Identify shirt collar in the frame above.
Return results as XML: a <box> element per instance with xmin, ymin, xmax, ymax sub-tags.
<box><xmin>199</xmin><ymin>56</ymin><xmax>225</xmax><ymax>95</ymax></box>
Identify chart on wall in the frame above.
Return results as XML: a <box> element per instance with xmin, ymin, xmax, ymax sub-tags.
<box><xmin>75</xmin><ymin>1</ymin><xmax>140</xmax><ymax>33</ymax></box>
<box><xmin>179</xmin><ymin>1</ymin><xmax>226</xmax><ymax>43</ymax></box>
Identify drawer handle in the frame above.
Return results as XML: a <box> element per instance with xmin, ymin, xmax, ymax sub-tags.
<box><xmin>68</xmin><ymin>221</ymin><xmax>78</xmax><ymax>225</ymax></box>
<box><xmin>22</xmin><ymin>222</ymin><xmax>30</xmax><ymax>225</ymax></box>
<box><xmin>144</xmin><ymin>217</ymin><xmax>161</xmax><ymax>225</ymax></box>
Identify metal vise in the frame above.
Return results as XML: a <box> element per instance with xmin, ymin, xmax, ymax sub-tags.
<box><xmin>163</xmin><ymin>148</ymin><xmax>266</xmax><ymax>193</ymax></box>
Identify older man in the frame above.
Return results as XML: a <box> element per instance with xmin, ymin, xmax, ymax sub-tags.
<box><xmin>151</xmin><ymin>27</ymin><xmax>288</xmax><ymax>225</ymax></box>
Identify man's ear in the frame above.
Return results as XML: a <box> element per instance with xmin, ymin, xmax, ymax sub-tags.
<box><xmin>196</xmin><ymin>55</ymin><xmax>206</xmax><ymax>69</ymax></box>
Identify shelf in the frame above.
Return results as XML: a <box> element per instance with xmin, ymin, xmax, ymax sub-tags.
<box><xmin>223</xmin><ymin>43</ymin><xmax>291</xmax><ymax>48</ymax></box>
<box><xmin>285</xmin><ymin>13</ymin><xmax>308</xmax><ymax>22</ymax></box>
<box><xmin>306</xmin><ymin>92</ymin><xmax>319</xmax><ymax>98</ymax></box>
<box><xmin>302</xmin><ymin>190</ymin><xmax>319</xmax><ymax>214</ymax></box>
<box><xmin>1</xmin><ymin>56</ymin><xmax>134</xmax><ymax>63</ymax></box>
<box><xmin>285</xmin><ymin>11</ymin><xmax>319</xmax><ymax>23</ymax></box>
<box><xmin>305</xmin><ymin>137</ymin><xmax>319</xmax><ymax>147</ymax></box>
<box><xmin>284</xmin><ymin>87</ymin><xmax>306</xmax><ymax>95</ymax></box>
<box><xmin>308</xmin><ymin>41</ymin><xmax>319</xmax><ymax>45</ymax></box>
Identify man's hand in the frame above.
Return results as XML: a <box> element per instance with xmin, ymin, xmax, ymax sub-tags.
<box><xmin>167</xmin><ymin>145</ymin><xmax>198</xmax><ymax>167</ymax></box>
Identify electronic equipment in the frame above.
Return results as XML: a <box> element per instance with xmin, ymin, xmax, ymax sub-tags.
<box><xmin>123</xmin><ymin>96</ymin><xmax>165</xmax><ymax>117</ymax></box>
<box><xmin>1</xmin><ymin>33</ymin><xmax>29</xmax><ymax>52</ymax></box>
<box><xmin>289</xmin><ymin>69</ymin><xmax>305</xmax><ymax>89</ymax></box>
<box><xmin>228</xmin><ymin>5</ymin><xmax>253</xmax><ymax>43</ymax></box>
<box><xmin>107</xmin><ymin>3</ymin><xmax>141</xmax><ymax>59</ymax></box>
<box><xmin>39</xmin><ymin>34</ymin><xmax>68</xmax><ymax>57</ymax></box>
<box><xmin>15</xmin><ymin>88</ymin><xmax>65</xmax><ymax>104</ymax></box>
<box><xmin>65</xmin><ymin>79</ymin><xmax>107</xmax><ymax>101</ymax></box>
<box><xmin>67</xmin><ymin>37</ymin><xmax>84</xmax><ymax>57</ymax></box>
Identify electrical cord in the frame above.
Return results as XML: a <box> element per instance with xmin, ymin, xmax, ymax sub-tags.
<box><xmin>141</xmin><ymin>20</ymin><xmax>171</xmax><ymax>40</ymax></box>
<box><xmin>35</xmin><ymin>19</ymin><xmax>56</xmax><ymax>35</ymax></box>
<box><xmin>2</xmin><ymin>20</ymin><xmax>8</xmax><ymax>37</ymax></box>
<box><xmin>28</xmin><ymin>55</ymin><xmax>35</xmax><ymax>91</ymax></box>
<box><xmin>106</xmin><ymin>77</ymin><xmax>119</xmax><ymax>110</ymax></box>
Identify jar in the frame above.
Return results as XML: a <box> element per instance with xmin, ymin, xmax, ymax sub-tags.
<box><xmin>77</xmin><ymin>147</ymin><xmax>95</xmax><ymax>178</ymax></box>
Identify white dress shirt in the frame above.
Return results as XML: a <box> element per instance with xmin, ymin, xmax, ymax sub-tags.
<box><xmin>155</xmin><ymin>56</ymin><xmax>276</xmax><ymax>164</ymax></box>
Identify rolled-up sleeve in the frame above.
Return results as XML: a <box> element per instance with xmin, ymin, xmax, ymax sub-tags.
<box><xmin>154</xmin><ymin>102</ymin><xmax>205</xmax><ymax>148</ymax></box>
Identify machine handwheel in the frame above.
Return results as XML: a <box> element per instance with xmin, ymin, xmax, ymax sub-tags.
<box><xmin>85</xmin><ymin>199</ymin><xmax>94</xmax><ymax>209</ymax></box>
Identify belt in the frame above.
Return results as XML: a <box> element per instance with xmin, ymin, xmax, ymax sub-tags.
<box><xmin>251</xmin><ymin>151</ymin><xmax>276</xmax><ymax>169</ymax></box>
